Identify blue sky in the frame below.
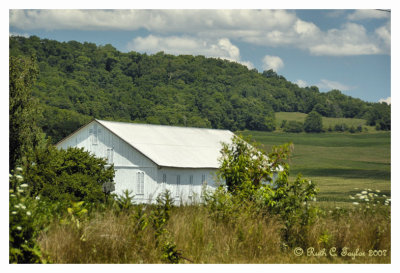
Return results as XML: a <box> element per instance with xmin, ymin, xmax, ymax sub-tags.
<box><xmin>9</xmin><ymin>8</ymin><xmax>391</xmax><ymax>103</ymax></box>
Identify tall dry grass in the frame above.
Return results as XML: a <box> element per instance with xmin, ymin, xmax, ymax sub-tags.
<box><xmin>38</xmin><ymin>205</ymin><xmax>390</xmax><ymax>264</ymax></box>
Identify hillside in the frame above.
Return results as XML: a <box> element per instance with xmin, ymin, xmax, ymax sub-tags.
<box><xmin>9</xmin><ymin>36</ymin><xmax>390</xmax><ymax>142</ymax></box>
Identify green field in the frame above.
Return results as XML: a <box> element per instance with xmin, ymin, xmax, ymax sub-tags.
<box><xmin>275</xmin><ymin>112</ymin><xmax>376</xmax><ymax>132</ymax></box>
<box><xmin>239</xmin><ymin>131</ymin><xmax>391</xmax><ymax>206</ymax></box>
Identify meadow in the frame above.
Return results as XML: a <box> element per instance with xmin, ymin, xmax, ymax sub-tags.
<box><xmin>275</xmin><ymin>112</ymin><xmax>377</xmax><ymax>132</ymax></box>
<box><xmin>240</xmin><ymin>130</ymin><xmax>391</xmax><ymax>206</ymax></box>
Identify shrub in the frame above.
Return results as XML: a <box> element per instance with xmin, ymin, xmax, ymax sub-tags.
<box><xmin>9</xmin><ymin>168</ymin><xmax>43</xmax><ymax>263</ymax></box>
<box><xmin>304</xmin><ymin>111</ymin><xmax>323</xmax><ymax>133</ymax></box>
<box><xmin>283</xmin><ymin>121</ymin><xmax>303</xmax><ymax>133</ymax></box>
<box><xmin>24</xmin><ymin>143</ymin><xmax>115</xmax><ymax>203</ymax></box>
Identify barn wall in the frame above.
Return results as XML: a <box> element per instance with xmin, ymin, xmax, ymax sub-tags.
<box><xmin>57</xmin><ymin>121</ymin><xmax>219</xmax><ymax>204</ymax></box>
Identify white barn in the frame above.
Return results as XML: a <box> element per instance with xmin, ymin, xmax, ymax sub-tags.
<box><xmin>56</xmin><ymin>119</ymin><xmax>235</xmax><ymax>204</ymax></box>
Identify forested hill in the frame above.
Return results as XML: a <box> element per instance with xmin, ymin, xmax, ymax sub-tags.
<box><xmin>10</xmin><ymin>36</ymin><xmax>390</xmax><ymax>143</ymax></box>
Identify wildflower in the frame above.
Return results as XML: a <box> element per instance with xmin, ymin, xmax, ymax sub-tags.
<box><xmin>26</xmin><ymin>211</ymin><xmax>31</xmax><ymax>216</ymax></box>
<box><xmin>15</xmin><ymin>175</ymin><xmax>23</xmax><ymax>181</ymax></box>
<box><xmin>16</xmin><ymin>167</ymin><xmax>23</xmax><ymax>172</ymax></box>
<box><xmin>20</xmin><ymin>183</ymin><xmax>28</xmax><ymax>188</ymax></box>
<box><xmin>383</xmin><ymin>194</ymin><xmax>387</xmax><ymax>197</ymax></box>
<box><xmin>35</xmin><ymin>196</ymin><xmax>40</xmax><ymax>200</ymax></box>
<box><xmin>367</xmin><ymin>189</ymin><xmax>372</xmax><ymax>192</ymax></box>
<box><xmin>376</xmin><ymin>190</ymin><xmax>381</xmax><ymax>193</ymax></box>
<box><xmin>11</xmin><ymin>211</ymin><xmax>17</xmax><ymax>215</ymax></box>
<box><xmin>361</xmin><ymin>191</ymin><xmax>367</xmax><ymax>194</ymax></box>
<box><xmin>14</xmin><ymin>204</ymin><xmax>20</xmax><ymax>209</ymax></box>
<box><xmin>354</xmin><ymin>188</ymin><xmax>359</xmax><ymax>190</ymax></box>
<box><xmin>368</xmin><ymin>193</ymin><xmax>374</xmax><ymax>197</ymax></box>
<box><xmin>336</xmin><ymin>207</ymin><xmax>340</xmax><ymax>210</ymax></box>
<box><xmin>387</xmin><ymin>199</ymin><xmax>391</xmax><ymax>202</ymax></box>
<box><xmin>366</xmin><ymin>206</ymin><xmax>370</xmax><ymax>209</ymax></box>
<box><xmin>19</xmin><ymin>203</ymin><xmax>26</xmax><ymax>210</ymax></box>
<box><xmin>16</xmin><ymin>226</ymin><xmax>22</xmax><ymax>231</ymax></box>
<box><xmin>328</xmin><ymin>210</ymin><xmax>332</xmax><ymax>213</ymax></box>
<box><xmin>18</xmin><ymin>189</ymin><xmax>24</xmax><ymax>193</ymax></box>
<box><xmin>365</xmin><ymin>198</ymin><xmax>369</xmax><ymax>202</ymax></box>
<box><xmin>312</xmin><ymin>197</ymin><xmax>316</xmax><ymax>202</ymax></box>
<box><xmin>353</xmin><ymin>202</ymin><xmax>359</xmax><ymax>205</ymax></box>
<box><xmin>9</xmin><ymin>174</ymin><xmax>12</xmax><ymax>178</ymax></box>
<box><xmin>359</xmin><ymin>195</ymin><xmax>365</xmax><ymax>199</ymax></box>
<box><xmin>356</xmin><ymin>193</ymin><xmax>361</xmax><ymax>196</ymax></box>
<box><xmin>349</xmin><ymin>196</ymin><xmax>355</xmax><ymax>199</ymax></box>
<box><xmin>10</xmin><ymin>194</ymin><xmax>16</xmax><ymax>198</ymax></box>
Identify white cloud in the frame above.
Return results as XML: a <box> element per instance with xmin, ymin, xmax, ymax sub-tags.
<box><xmin>378</xmin><ymin>97</ymin><xmax>391</xmax><ymax>105</ymax></box>
<box><xmin>9</xmin><ymin>9</ymin><xmax>391</xmax><ymax>56</ymax></box>
<box><xmin>316</xmin><ymin>79</ymin><xmax>353</xmax><ymax>91</ymax></box>
<box><xmin>295</xmin><ymin>79</ymin><xmax>308</xmax><ymax>88</ymax></box>
<box><xmin>128</xmin><ymin>35</ymin><xmax>254</xmax><ymax>69</ymax></box>
<box><xmin>348</xmin><ymin>10</ymin><xmax>390</xmax><ymax>21</ymax></box>
<box><xmin>262</xmin><ymin>55</ymin><xmax>284</xmax><ymax>72</ymax></box>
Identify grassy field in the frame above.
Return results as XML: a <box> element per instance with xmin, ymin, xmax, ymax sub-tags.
<box><xmin>239</xmin><ymin>131</ymin><xmax>391</xmax><ymax>206</ymax></box>
<box><xmin>275</xmin><ymin>112</ymin><xmax>376</xmax><ymax>132</ymax></box>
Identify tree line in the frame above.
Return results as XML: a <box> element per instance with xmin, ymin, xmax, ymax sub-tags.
<box><xmin>10</xmin><ymin>36</ymin><xmax>390</xmax><ymax>142</ymax></box>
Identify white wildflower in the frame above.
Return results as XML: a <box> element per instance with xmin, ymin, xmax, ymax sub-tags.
<box><xmin>368</xmin><ymin>193</ymin><xmax>374</xmax><ymax>197</ymax></box>
<box><xmin>312</xmin><ymin>197</ymin><xmax>316</xmax><ymax>202</ymax></box>
<box><xmin>15</xmin><ymin>175</ymin><xmax>23</xmax><ymax>181</ymax></box>
<box><xmin>367</xmin><ymin>189</ymin><xmax>372</xmax><ymax>192</ymax></box>
<box><xmin>16</xmin><ymin>167</ymin><xmax>23</xmax><ymax>172</ymax></box>
<box><xmin>18</xmin><ymin>189</ymin><xmax>24</xmax><ymax>193</ymax></box>
<box><xmin>11</xmin><ymin>211</ymin><xmax>17</xmax><ymax>215</ymax></box>
<box><xmin>383</xmin><ymin>194</ymin><xmax>387</xmax><ymax>197</ymax></box>
<box><xmin>354</xmin><ymin>188</ymin><xmax>359</xmax><ymax>190</ymax></box>
<box><xmin>10</xmin><ymin>194</ymin><xmax>16</xmax><ymax>198</ymax></box>
<box><xmin>376</xmin><ymin>190</ymin><xmax>381</xmax><ymax>193</ymax></box>
<box><xmin>20</xmin><ymin>184</ymin><xmax>28</xmax><ymax>188</ymax></box>
<box><xmin>356</xmin><ymin>193</ymin><xmax>361</xmax><ymax>196</ymax></box>
<box><xmin>26</xmin><ymin>211</ymin><xmax>31</xmax><ymax>216</ymax></box>
<box><xmin>336</xmin><ymin>207</ymin><xmax>340</xmax><ymax>210</ymax></box>
<box><xmin>366</xmin><ymin>206</ymin><xmax>370</xmax><ymax>209</ymax></box>
<box><xmin>349</xmin><ymin>196</ymin><xmax>355</xmax><ymax>199</ymax></box>
<box><xmin>359</xmin><ymin>195</ymin><xmax>365</xmax><ymax>199</ymax></box>
<box><xmin>387</xmin><ymin>199</ymin><xmax>391</xmax><ymax>202</ymax></box>
<box><xmin>14</xmin><ymin>204</ymin><xmax>20</xmax><ymax>209</ymax></box>
<box><xmin>16</xmin><ymin>226</ymin><xmax>22</xmax><ymax>231</ymax></box>
<box><xmin>365</xmin><ymin>198</ymin><xmax>369</xmax><ymax>202</ymax></box>
<box><xmin>19</xmin><ymin>203</ymin><xmax>26</xmax><ymax>210</ymax></box>
<box><xmin>361</xmin><ymin>191</ymin><xmax>367</xmax><ymax>194</ymax></box>
<box><xmin>353</xmin><ymin>202</ymin><xmax>359</xmax><ymax>205</ymax></box>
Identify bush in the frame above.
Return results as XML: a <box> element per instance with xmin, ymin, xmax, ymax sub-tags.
<box><xmin>283</xmin><ymin>121</ymin><xmax>303</xmax><ymax>133</ymax></box>
<box><xmin>304</xmin><ymin>111</ymin><xmax>323</xmax><ymax>133</ymax></box>
<box><xmin>24</xmin><ymin>143</ymin><xmax>115</xmax><ymax>203</ymax></box>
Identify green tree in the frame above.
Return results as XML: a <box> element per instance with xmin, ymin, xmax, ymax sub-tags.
<box><xmin>9</xmin><ymin>56</ymin><xmax>42</xmax><ymax>171</ymax></box>
<box><xmin>24</xmin><ymin>144</ymin><xmax>115</xmax><ymax>203</ymax></box>
<box><xmin>283</xmin><ymin>121</ymin><xmax>303</xmax><ymax>133</ymax></box>
<box><xmin>303</xmin><ymin>111</ymin><xmax>323</xmax><ymax>133</ymax></box>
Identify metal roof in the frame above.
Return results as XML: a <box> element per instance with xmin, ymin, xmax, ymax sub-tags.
<box><xmin>96</xmin><ymin>119</ymin><xmax>235</xmax><ymax>169</ymax></box>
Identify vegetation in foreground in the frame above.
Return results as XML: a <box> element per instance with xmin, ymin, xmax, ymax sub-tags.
<box><xmin>10</xmin><ymin>136</ymin><xmax>391</xmax><ymax>264</ymax></box>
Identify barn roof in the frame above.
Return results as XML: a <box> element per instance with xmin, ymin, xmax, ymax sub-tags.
<box><xmin>95</xmin><ymin>119</ymin><xmax>235</xmax><ymax>169</ymax></box>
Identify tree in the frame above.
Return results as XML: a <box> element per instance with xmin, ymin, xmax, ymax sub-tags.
<box><xmin>24</xmin><ymin>145</ymin><xmax>115</xmax><ymax>203</ymax></box>
<box><xmin>283</xmin><ymin>121</ymin><xmax>303</xmax><ymax>133</ymax></box>
<box><xmin>303</xmin><ymin>111</ymin><xmax>323</xmax><ymax>133</ymax></box>
<box><xmin>9</xmin><ymin>56</ymin><xmax>42</xmax><ymax>171</ymax></box>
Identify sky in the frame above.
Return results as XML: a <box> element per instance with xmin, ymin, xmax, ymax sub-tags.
<box><xmin>8</xmin><ymin>8</ymin><xmax>391</xmax><ymax>104</ymax></box>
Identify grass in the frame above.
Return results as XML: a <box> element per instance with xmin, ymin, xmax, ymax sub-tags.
<box><xmin>239</xmin><ymin>130</ymin><xmax>391</xmax><ymax>206</ymax></box>
<box><xmin>275</xmin><ymin>112</ymin><xmax>376</xmax><ymax>132</ymax></box>
<box><xmin>38</xmin><ymin>204</ymin><xmax>391</xmax><ymax>263</ymax></box>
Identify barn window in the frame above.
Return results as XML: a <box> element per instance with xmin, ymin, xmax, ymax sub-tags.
<box><xmin>202</xmin><ymin>174</ymin><xmax>206</xmax><ymax>185</ymax></box>
<box><xmin>189</xmin><ymin>175</ymin><xmax>194</xmax><ymax>197</ymax></box>
<box><xmin>106</xmin><ymin>148</ymin><xmax>114</xmax><ymax>164</ymax></box>
<box><xmin>176</xmin><ymin>175</ymin><xmax>180</xmax><ymax>197</ymax></box>
<box><xmin>136</xmin><ymin>172</ymin><xmax>144</xmax><ymax>195</ymax></box>
<box><xmin>90</xmin><ymin>124</ymin><xmax>99</xmax><ymax>145</ymax></box>
<box><xmin>162</xmin><ymin>174</ymin><xmax>167</xmax><ymax>191</ymax></box>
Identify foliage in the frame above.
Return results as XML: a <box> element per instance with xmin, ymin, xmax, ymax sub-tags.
<box><xmin>9</xmin><ymin>36</ymin><xmax>390</xmax><ymax>143</ymax></box>
<box><xmin>217</xmin><ymin>136</ymin><xmax>318</xmax><ymax>246</ymax></box>
<box><xmin>304</xmin><ymin>111</ymin><xmax>323</xmax><ymax>133</ymax></box>
<box><xmin>365</xmin><ymin>102</ymin><xmax>391</xmax><ymax>130</ymax></box>
<box><xmin>9</xmin><ymin>168</ymin><xmax>43</xmax><ymax>263</ymax></box>
<box><xmin>9</xmin><ymin>56</ymin><xmax>42</xmax><ymax>171</ymax></box>
<box><xmin>283</xmin><ymin>120</ymin><xmax>303</xmax><ymax>133</ymax></box>
<box><xmin>24</xmin><ymin>143</ymin><xmax>115</xmax><ymax>203</ymax></box>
